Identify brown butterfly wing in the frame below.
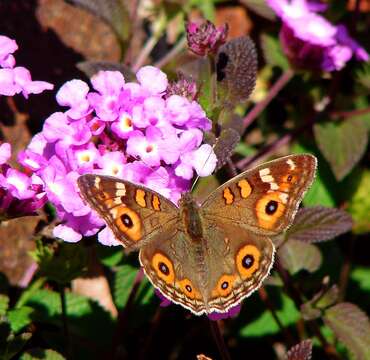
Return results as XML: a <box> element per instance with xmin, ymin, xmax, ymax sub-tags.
<box><xmin>201</xmin><ymin>154</ymin><xmax>317</xmax><ymax>236</ymax></box>
<box><xmin>77</xmin><ymin>174</ymin><xmax>178</xmax><ymax>249</ymax></box>
<box><xmin>203</xmin><ymin>219</ymin><xmax>275</xmax><ymax>313</ymax></box>
<box><xmin>139</xmin><ymin>223</ymin><xmax>209</xmax><ymax>315</ymax></box>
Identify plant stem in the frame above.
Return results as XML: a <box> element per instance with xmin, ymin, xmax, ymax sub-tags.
<box><xmin>330</xmin><ymin>106</ymin><xmax>370</xmax><ymax>119</ymax></box>
<box><xmin>208</xmin><ymin>319</ymin><xmax>232</xmax><ymax>360</ymax></box>
<box><xmin>258</xmin><ymin>287</ymin><xmax>296</xmax><ymax>346</ymax></box>
<box><xmin>111</xmin><ymin>269</ymin><xmax>144</xmax><ymax>357</ymax></box>
<box><xmin>59</xmin><ymin>284</ymin><xmax>71</xmax><ymax>358</ymax></box>
<box><xmin>154</xmin><ymin>36</ymin><xmax>187</xmax><ymax>69</ymax></box>
<box><xmin>275</xmin><ymin>261</ymin><xmax>342</xmax><ymax>360</ymax></box>
<box><xmin>242</xmin><ymin>68</ymin><xmax>295</xmax><ymax>131</ymax></box>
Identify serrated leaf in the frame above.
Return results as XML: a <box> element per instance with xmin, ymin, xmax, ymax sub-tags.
<box><xmin>65</xmin><ymin>0</ymin><xmax>130</xmax><ymax>44</ymax></box>
<box><xmin>346</xmin><ymin>170</ymin><xmax>370</xmax><ymax>234</ymax></box>
<box><xmin>213</xmin><ymin>128</ymin><xmax>240</xmax><ymax>171</ymax></box>
<box><xmin>216</xmin><ymin>36</ymin><xmax>258</xmax><ymax>107</ymax></box>
<box><xmin>286</xmin><ymin>339</ymin><xmax>312</xmax><ymax>360</ymax></box>
<box><xmin>77</xmin><ymin>61</ymin><xmax>135</xmax><ymax>81</ymax></box>
<box><xmin>113</xmin><ymin>264</ymin><xmax>138</xmax><ymax>309</ymax></box>
<box><xmin>8</xmin><ymin>307</ymin><xmax>34</xmax><ymax>333</ymax></box>
<box><xmin>20</xmin><ymin>348</ymin><xmax>65</xmax><ymax>360</ymax></box>
<box><xmin>324</xmin><ymin>302</ymin><xmax>370</xmax><ymax>360</ymax></box>
<box><xmin>240</xmin><ymin>293</ymin><xmax>300</xmax><ymax>337</ymax></box>
<box><xmin>260</xmin><ymin>33</ymin><xmax>289</xmax><ymax>70</ymax></box>
<box><xmin>0</xmin><ymin>294</ymin><xmax>9</xmax><ymax>316</ymax></box>
<box><xmin>240</xmin><ymin>0</ymin><xmax>276</xmax><ymax>20</ymax></box>
<box><xmin>279</xmin><ymin>239</ymin><xmax>322</xmax><ymax>274</ymax></box>
<box><xmin>286</xmin><ymin>207</ymin><xmax>352</xmax><ymax>243</ymax></box>
<box><xmin>314</xmin><ymin>118</ymin><xmax>368</xmax><ymax>181</ymax></box>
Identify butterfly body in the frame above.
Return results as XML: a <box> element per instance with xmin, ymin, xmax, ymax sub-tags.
<box><xmin>77</xmin><ymin>154</ymin><xmax>317</xmax><ymax>315</ymax></box>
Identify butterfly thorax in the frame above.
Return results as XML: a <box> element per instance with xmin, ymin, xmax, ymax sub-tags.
<box><xmin>178</xmin><ymin>192</ymin><xmax>203</xmax><ymax>241</ymax></box>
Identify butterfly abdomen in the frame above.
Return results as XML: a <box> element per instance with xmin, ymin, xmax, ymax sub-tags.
<box><xmin>179</xmin><ymin>193</ymin><xmax>204</xmax><ymax>242</ymax></box>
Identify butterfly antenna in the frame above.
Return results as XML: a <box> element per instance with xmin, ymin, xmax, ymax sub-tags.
<box><xmin>190</xmin><ymin>144</ymin><xmax>216</xmax><ymax>192</ymax></box>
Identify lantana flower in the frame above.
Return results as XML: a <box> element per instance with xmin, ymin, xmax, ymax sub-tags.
<box><xmin>0</xmin><ymin>143</ymin><xmax>47</xmax><ymax>220</ymax></box>
<box><xmin>267</xmin><ymin>0</ymin><xmax>369</xmax><ymax>71</ymax></box>
<box><xmin>0</xmin><ymin>35</ymin><xmax>53</xmax><ymax>97</ymax></box>
<box><xmin>21</xmin><ymin>66</ymin><xmax>217</xmax><ymax>245</ymax></box>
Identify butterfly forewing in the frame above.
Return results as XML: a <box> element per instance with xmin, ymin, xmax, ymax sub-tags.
<box><xmin>201</xmin><ymin>154</ymin><xmax>317</xmax><ymax>236</ymax></box>
<box><xmin>77</xmin><ymin>174</ymin><xmax>178</xmax><ymax>249</ymax></box>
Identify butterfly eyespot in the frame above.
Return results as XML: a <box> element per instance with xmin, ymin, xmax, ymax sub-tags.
<box><xmin>113</xmin><ymin>207</ymin><xmax>142</xmax><ymax>241</ymax></box>
<box><xmin>212</xmin><ymin>274</ymin><xmax>237</xmax><ymax>298</ymax></box>
<box><xmin>178</xmin><ymin>278</ymin><xmax>201</xmax><ymax>299</ymax></box>
<box><xmin>255</xmin><ymin>192</ymin><xmax>286</xmax><ymax>230</ymax></box>
<box><xmin>121</xmin><ymin>214</ymin><xmax>133</xmax><ymax>228</ymax></box>
<box><xmin>159</xmin><ymin>262</ymin><xmax>169</xmax><ymax>275</ymax></box>
<box><xmin>152</xmin><ymin>253</ymin><xmax>175</xmax><ymax>284</ymax></box>
<box><xmin>287</xmin><ymin>175</ymin><xmax>293</xmax><ymax>182</ymax></box>
<box><xmin>265</xmin><ymin>200</ymin><xmax>278</xmax><ymax>215</ymax></box>
<box><xmin>236</xmin><ymin>245</ymin><xmax>260</xmax><ymax>279</ymax></box>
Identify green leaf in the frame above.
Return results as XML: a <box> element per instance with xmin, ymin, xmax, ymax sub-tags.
<box><xmin>346</xmin><ymin>170</ymin><xmax>370</xmax><ymax>233</ymax></box>
<box><xmin>0</xmin><ymin>294</ymin><xmax>9</xmax><ymax>316</ymax></box>
<box><xmin>278</xmin><ymin>239</ymin><xmax>322</xmax><ymax>274</ymax></box>
<box><xmin>113</xmin><ymin>264</ymin><xmax>138</xmax><ymax>309</ymax></box>
<box><xmin>16</xmin><ymin>278</ymin><xmax>46</xmax><ymax>309</ymax></box>
<box><xmin>8</xmin><ymin>307</ymin><xmax>34</xmax><ymax>333</ymax></box>
<box><xmin>260</xmin><ymin>33</ymin><xmax>289</xmax><ymax>70</ymax></box>
<box><xmin>234</xmin><ymin>142</ymin><xmax>255</xmax><ymax>157</ymax></box>
<box><xmin>20</xmin><ymin>348</ymin><xmax>65</xmax><ymax>360</ymax></box>
<box><xmin>324</xmin><ymin>302</ymin><xmax>370</xmax><ymax>360</ymax></box>
<box><xmin>240</xmin><ymin>293</ymin><xmax>300</xmax><ymax>337</ymax></box>
<box><xmin>216</xmin><ymin>36</ymin><xmax>258</xmax><ymax>108</ymax></box>
<box><xmin>356</xmin><ymin>63</ymin><xmax>370</xmax><ymax>91</ymax></box>
<box><xmin>286</xmin><ymin>339</ymin><xmax>312</xmax><ymax>360</ymax></box>
<box><xmin>286</xmin><ymin>207</ymin><xmax>352</xmax><ymax>243</ymax></box>
<box><xmin>351</xmin><ymin>267</ymin><xmax>370</xmax><ymax>292</ymax></box>
<box><xmin>30</xmin><ymin>241</ymin><xmax>87</xmax><ymax>284</ymax></box>
<box><xmin>96</xmin><ymin>245</ymin><xmax>124</xmax><ymax>267</ymax></box>
<box><xmin>240</xmin><ymin>0</ymin><xmax>276</xmax><ymax>20</ymax></box>
<box><xmin>65</xmin><ymin>0</ymin><xmax>131</xmax><ymax>45</ymax></box>
<box><xmin>314</xmin><ymin>118</ymin><xmax>368</xmax><ymax>181</ymax></box>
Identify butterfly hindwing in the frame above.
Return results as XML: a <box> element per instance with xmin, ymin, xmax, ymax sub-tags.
<box><xmin>77</xmin><ymin>174</ymin><xmax>178</xmax><ymax>249</ymax></box>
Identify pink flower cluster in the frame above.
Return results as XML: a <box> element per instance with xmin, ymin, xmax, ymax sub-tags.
<box><xmin>20</xmin><ymin>66</ymin><xmax>216</xmax><ymax>245</ymax></box>
<box><xmin>0</xmin><ymin>35</ymin><xmax>53</xmax><ymax>97</ymax></box>
<box><xmin>267</xmin><ymin>0</ymin><xmax>369</xmax><ymax>71</ymax></box>
<box><xmin>0</xmin><ymin>143</ymin><xmax>47</xmax><ymax>219</ymax></box>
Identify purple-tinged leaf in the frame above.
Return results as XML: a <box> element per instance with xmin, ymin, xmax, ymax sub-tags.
<box><xmin>286</xmin><ymin>207</ymin><xmax>353</xmax><ymax>243</ymax></box>
<box><xmin>278</xmin><ymin>239</ymin><xmax>322</xmax><ymax>275</ymax></box>
<box><xmin>286</xmin><ymin>339</ymin><xmax>312</xmax><ymax>360</ymax></box>
<box><xmin>324</xmin><ymin>303</ymin><xmax>370</xmax><ymax>360</ymax></box>
<box><xmin>216</xmin><ymin>36</ymin><xmax>257</xmax><ymax>107</ymax></box>
<box><xmin>301</xmin><ymin>284</ymin><xmax>339</xmax><ymax>320</ymax></box>
<box><xmin>65</xmin><ymin>0</ymin><xmax>130</xmax><ymax>44</ymax></box>
<box><xmin>314</xmin><ymin>118</ymin><xmax>368</xmax><ymax>181</ymax></box>
<box><xmin>213</xmin><ymin>128</ymin><xmax>240</xmax><ymax>171</ymax></box>
<box><xmin>77</xmin><ymin>61</ymin><xmax>135</xmax><ymax>81</ymax></box>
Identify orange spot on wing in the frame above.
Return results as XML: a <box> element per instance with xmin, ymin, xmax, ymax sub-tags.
<box><xmin>177</xmin><ymin>278</ymin><xmax>202</xmax><ymax>300</ymax></box>
<box><xmin>279</xmin><ymin>174</ymin><xmax>297</xmax><ymax>192</ymax></box>
<box><xmin>135</xmin><ymin>189</ymin><xmax>147</xmax><ymax>208</ymax></box>
<box><xmin>152</xmin><ymin>253</ymin><xmax>175</xmax><ymax>285</ymax></box>
<box><xmin>223</xmin><ymin>187</ymin><xmax>234</xmax><ymax>205</ymax></box>
<box><xmin>112</xmin><ymin>206</ymin><xmax>142</xmax><ymax>241</ymax></box>
<box><xmin>236</xmin><ymin>245</ymin><xmax>260</xmax><ymax>279</ymax></box>
<box><xmin>152</xmin><ymin>195</ymin><xmax>161</xmax><ymax>211</ymax></box>
<box><xmin>211</xmin><ymin>274</ymin><xmax>237</xmax><ymax>298</ymax></box>
<box><xmin>237</xmin><ymin>179</ymin><xmax>252</xmax><ymax>198</ymax></box>
<box><xmin>255</xmin><ymin>192</ymin><xmax>286</xmax><ymax>230</ymax></box>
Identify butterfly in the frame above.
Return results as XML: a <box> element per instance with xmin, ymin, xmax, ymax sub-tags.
<box><xmin>77</xmin><ymin>154</ymin><xmax>316</xmax><ymax>315</ymax></box>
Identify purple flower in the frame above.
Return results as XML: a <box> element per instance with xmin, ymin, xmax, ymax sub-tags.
<box><xmin>267</xmin><ymin>0</ymin><xmax>369</xmax><ymax>71</ymax></box>
<box><xmin>0</xmin><ymin>35</ymin><xmax>17</xmax><ymax>68</ymax></box>
<box><xmin>0</xmin><ymin>143</ymin><xmax>11</xmax><ymax>165</ymax></box>
<box><xmin>23</xmin><ymin>66</ymin><xmax>216</xmax><ymax>244</ymax></box>
<box><xmin>186</xmin><ymin>20</ymin><xmax>228</xmax><ymax>57</ymax></box>
<box><xmin>166</xmin><ymin>73</ymin><xmax>198</xmax><ymax>101</ymax></box>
